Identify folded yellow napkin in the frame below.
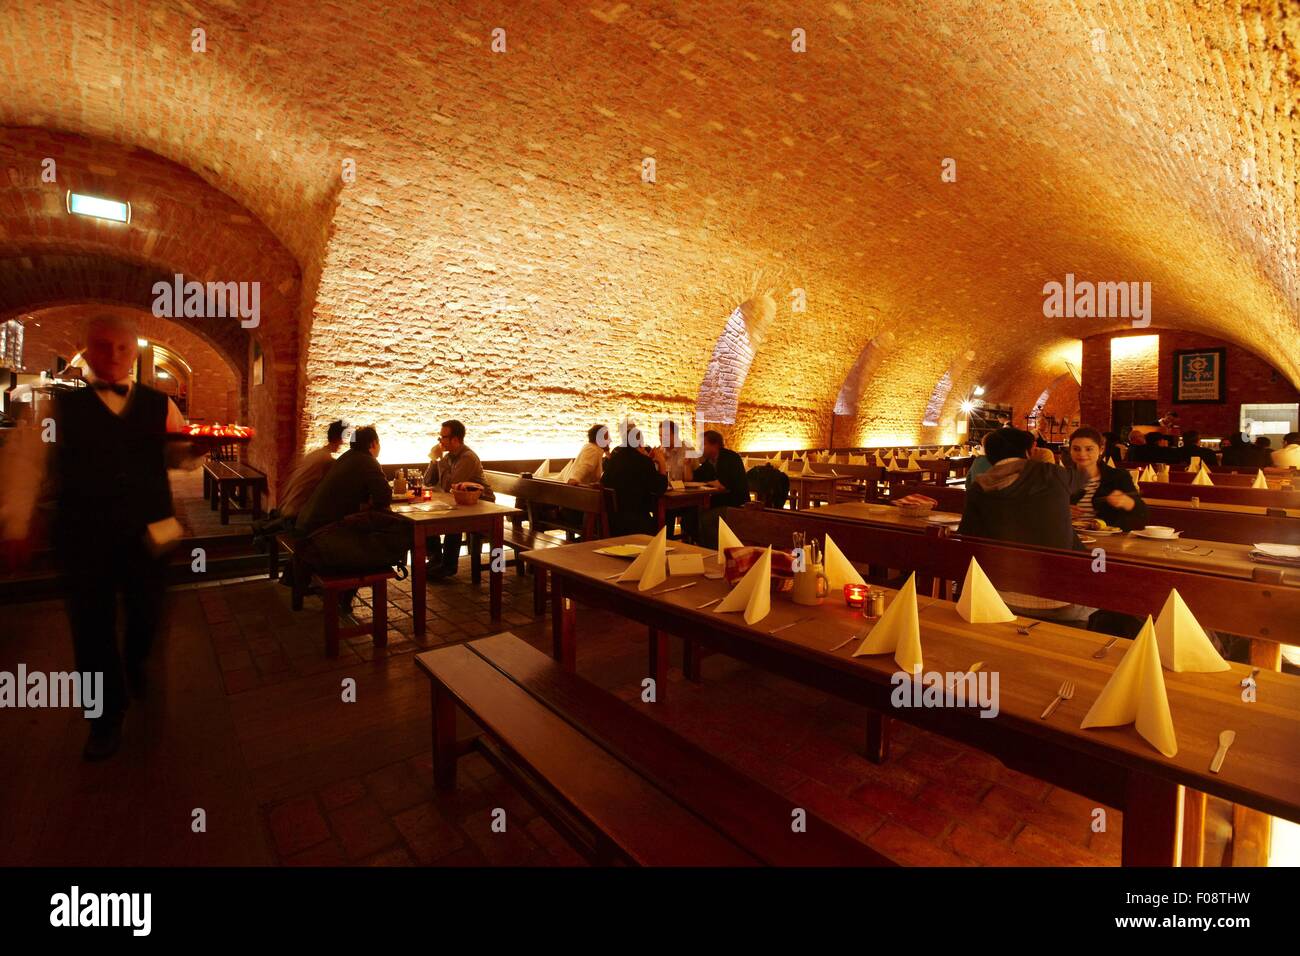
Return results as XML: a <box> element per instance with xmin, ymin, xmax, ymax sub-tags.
<box><xmin>1251</xmin><ymin>470</ymin><xmax>1269</xmax><ymax>490</ymax></box>
<box><xmin>716</xmin><ymin>516</ymin><xmax>742</xmax><ymax>565</ymax></box>
<box><xmin>618</xmin><ymin>528</ymin><xmax>668</xmax><ymax>591</ymax></box>
<box><xmin>1187</xmin><ymin>456</ymin><xmax>1203</xmax><ymax>473</ymax></box>
<box><xmin>956</xmin><ymin>557</ymin><xmax>1015</xmax><ymax>623</ymax></box>
<box><xmin>1080</xmin><ymin>616</ymin><xmax>1178</xmax><ymax>757</ymax></box>
<box><xmin>850</xmin><ymin>454</ymin><xmax>868</xmax><ymax>466</ymax></box>
<box><xmin>874</xmin><ymin>453</ymin><xmax>887</xmax><ymax>467</ymax></box>
<box><xmin>777</xmin><ymin>459</ymin><xmax>790</xmax><ymax>474</ymax></box>
<box><xmin>714</xmin><ymin>545</ymin><xmax>771</xmax><ymax>625</ymax></box>
<box><xmin>853</xmin><ymin>573</ymin><xmax>922</xmax><ymax>673</ymax></box>
<box><xmin>904</xmin><ymin>458</ymin><xmax>921</xmax><ymax>471</ymax></box>
<box><xmin>1139</xmin><ymin>465</ymin><xmax>1158</xmax><ymax>483</ymax></box>
<box><xmin>1190</xmin><ymin>468</ymin><xmax>1213</xmax><ymax>486</ymax></box>
<box><xmin>823</xmin><ymin>534</ymin><xmax>865</xmax><ymax>591</ymax></box>
<box><xmin>535</xmin><ymin>459</ymin><xmax>552</xmax><ymax>478</ymax></box>
<box><xmin>1154</xmin><ymin>589</ymin><xmax>1228</xmax><ymax>672</ymax></box>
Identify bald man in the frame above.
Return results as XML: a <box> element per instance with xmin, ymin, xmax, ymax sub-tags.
<box><xmin>2</xmin><ymin>313</ymin><xmax>200</xmax><ymax>760</ymax></box>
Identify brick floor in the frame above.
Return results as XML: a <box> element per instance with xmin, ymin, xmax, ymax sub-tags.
<box><xmin>7</xmin><ymin>522</ymin><xmax>1242</xmax><ymax>867</ymax></box>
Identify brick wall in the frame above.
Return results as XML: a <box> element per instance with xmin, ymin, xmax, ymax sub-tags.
<box><xmin>1080</xmin><ymin>329</ymin><xmax>1300</xmax><ymax>437</ymax></box>
<box><xmin>14</xmin><ymin>304</ymin><xmax>240</xmax><ymax>423</ymax></box>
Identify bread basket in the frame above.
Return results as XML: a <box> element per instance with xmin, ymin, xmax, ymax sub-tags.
<box><xmin>451</xmin><ymin>484</ymin><xmax>483</xmax><ymax>506</ymax></box>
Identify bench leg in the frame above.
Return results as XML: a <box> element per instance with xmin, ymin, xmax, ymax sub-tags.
<box><xmin>647</xmin><ymin>627</ymin><xmax>669</xmax><ymax>701</ymax></box>
<box><xmin>372</xmin><ymin>580</ymin><xmax>388</xmax><ymax>648</ymax></box>
<box><xmin>865</xmin><ymin>710</ymin><xmax>890</xmax><ymax>764</ymax></box>
<box><xmin>533</xmin><ymin>567</ymin><xmax>547</xmax><ymax>616</ymax></box>
<box><xmin>323</xmin><ymin>588</ymin><xmax>340</xmax><ymax>658</ymax></box>
<box><xmin>210</xmin><ymin>482</ymin><xmax>219</xmax><ymax>511</ymax></box>
<box><xmin>253</xmin><ymin>484</ymin><xmax>265</xmax><ymax>519</ymax></box>
<box><xmin>219</xmin><ymin>485</ymin><xmax>230</xmax><ymax>525</ymax></box>
<box><xmin>431</xmin><ymin>684</ymin><xmax>458</xmax><ymax>791</ymax></box>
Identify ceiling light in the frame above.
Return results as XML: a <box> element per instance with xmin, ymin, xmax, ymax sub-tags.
<box><xmin>156</xmin><ymin>370</ymin><xmax>169</xmax><ymax>379</ymax></box>
<box><xmin>960</xmin><ymin>400</ymin><xmax>976</xmax><ymax>414</ymax></box>
<box><xmin>66</xmin><ymin>191</ymin><xmax>131</xmax><ymax>223</ymax></box>
<box><xmin>137</xmin><ymin>338</ymin><xmax>149</xmax><ymax>347</ymax></box>
<box><xmin>973</xmin><ymin>385</ymin><xmax>985</xmax><ymax>396</ymax></box>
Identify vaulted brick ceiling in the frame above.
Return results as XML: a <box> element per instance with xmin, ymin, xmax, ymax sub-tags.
<box><xmin>1</xmin><ymin>0</ymin><xmax>1295</xmax><ymax>459</ymax></box>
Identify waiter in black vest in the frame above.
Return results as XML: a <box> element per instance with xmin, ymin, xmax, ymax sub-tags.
<box><xmin>3</xmin><ymin>313</ymin><xmax>200</xmax><ymax>760</ymax></box>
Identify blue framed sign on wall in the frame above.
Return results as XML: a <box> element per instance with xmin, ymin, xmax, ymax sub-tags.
<box><xmin>1172</xmin><ymin>347</ymin><xmax>1226</xmax><ymax>404</ymax></box>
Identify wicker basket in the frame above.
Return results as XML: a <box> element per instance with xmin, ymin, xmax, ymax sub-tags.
<box><xmin>895</xmin><ymin>502</ymin><xmax>935</xmax><ymax>518</ymax></box>
<box><xmin>452</xmin><ymin>487</ymin><xmax>482</xmax><ymax>506</ymax></box>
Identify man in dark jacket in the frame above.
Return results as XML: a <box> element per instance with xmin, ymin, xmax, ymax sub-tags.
<box><xmin>959</xmin><ymin>427</ymin><xmax>1092</xmax><ymax>625</ymax></box>
<box><xmin>297</xmin><ymin>426</ymin><xmax>392</xmax><ymax>535</ymax></box>
<box><xmin>693</xmin><ymin>430</ymin><xmax>750</xmax><ymax>548</ymax></box>
<box><xmin>601</xmin><ymin>423</ymin><xmax>668</xmax><ymax>535</ymax></box>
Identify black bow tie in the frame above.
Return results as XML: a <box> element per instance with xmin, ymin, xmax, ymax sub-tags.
<box><xmin>92</xmin><ymin>381</ymin><xmax>130</xmax><ymax>397</ymax></box>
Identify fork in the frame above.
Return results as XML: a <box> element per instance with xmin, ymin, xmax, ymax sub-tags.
<box><xmin>1039</xmin><ymin>680</ymin><xmax>1075</xmax><ymax>719</ymax></box>
<box><xmin>1017</xmin><ymin>620</ymin><xmax>1042</xmax><ymax>636</ymax></box>
<box><xmin>769</xmin><ymin>616</ymin><xmax>814</xmax><ymax>635</ymax></box>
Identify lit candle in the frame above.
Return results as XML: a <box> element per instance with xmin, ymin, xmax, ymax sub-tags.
<box><xmin>843</xmin><ymin>583</ymin><xmax>869</xmax><ymax>608</ymax></box>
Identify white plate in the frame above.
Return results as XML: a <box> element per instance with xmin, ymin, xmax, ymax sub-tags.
<box><xmin>1074</xmin><ymin>525</ymin><xmax>1122</xmax><ymax>535</ymax></box>
<box><xmin>1254</xmin><ymin>542</ymin><xmax>1300</xmax><ymax>559</ymax></box>
<box><xmin>594</xmin><ymin>544</ymin><xmax>676</xmax><ymax>558</ymax></box>
<box><xmin>925</xmin><ymin>514</ymin><xmax>962</xmax><ymax>524</ymax></box>
<box><xmin>1132</xmin><ymin>529</ymin><xmax>1182</xmax><ymax>540</ymax></box>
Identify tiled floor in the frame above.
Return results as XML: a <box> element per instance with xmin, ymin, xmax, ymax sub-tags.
<box><xmin>4</xmin><ymin>543</ymin><xmax>1188</xmax><ymax>868</ymax></box>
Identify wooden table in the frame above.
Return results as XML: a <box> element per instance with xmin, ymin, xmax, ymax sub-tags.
<box><xmin>524</xmin><ymin>535</ymin><xmax>1300</xmax><ymax>866</ymax></box>
<box><xmin>655</xmin><ymin>486</ymin><xmax>721</xmax><ymax>537</ymax></box>
<box><xmin>1146</xmin><ymin>497</ymin><xmax>1300</xmax><ymax>519</ymax></box>
<box><xmin>394</xmin><ymin>494</ymin><xmax>522</xmax><ymax>636</ymax></box>
<box><xmin>812</xmin><ymin>500</ymin><xmax>1300</xmax><ymax>585</ymax></box>
<box><xmin>786</xmin><ymin>473</ymin><xmax>840</xmax><ymax>510</ymax></box>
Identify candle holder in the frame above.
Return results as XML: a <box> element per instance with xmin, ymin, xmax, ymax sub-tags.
<box><xmin>843</xmin><ymin>583</ymin><xmax>869</xmax><ymax>608</ymax></box>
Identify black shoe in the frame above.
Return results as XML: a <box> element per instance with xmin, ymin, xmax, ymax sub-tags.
<box><xmin>83</xmin><ymin>721</ymin><xmax>122</xmax><ymax>762</ymax></box>
<box><xmin>126</xmin><ymin>664</ymin><xmax>148</xmax><ymax>701</ymax></box>
<box><xmin>425</xmin><ymin>562</ymin><xmax>448</xmax><ymax>581</ymax></box>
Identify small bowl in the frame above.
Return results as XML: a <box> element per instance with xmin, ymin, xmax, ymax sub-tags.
<box><xmin>1143</xmin><ymin>525</ymin><xmax>1176</xmax><ymax>538</ymax></box>
<box><xmin>452</xmin><ymin>488</ymin><xmax>482</xmax><ymax>506</ymax></box>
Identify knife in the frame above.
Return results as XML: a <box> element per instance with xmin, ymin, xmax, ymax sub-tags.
<box><xmin>1209</xmin><ymin>730</ymin><xmax>1236</xmax><ymax>774</ymax></box>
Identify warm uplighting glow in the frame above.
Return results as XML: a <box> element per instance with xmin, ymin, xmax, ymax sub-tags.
<box><xmin>1110</xmin><ymin>334</ymin><xmax>1159</xmax><ymax>363</ymax></box>
<box><xmin>137</xmin><ymin>338</ymin><xmax>149</xmax><ymax>347</ymax></box>
<box><xmin>67</xmin><ymin>191</ymin><xmax>131</xmax><ymax>223</ymax></box>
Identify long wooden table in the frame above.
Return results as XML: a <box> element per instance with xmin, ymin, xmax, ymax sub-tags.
<box><xmin>394</xmin><ymin>494</ymin><xmax>521</xmax><ymax>636</ymax></box>
<box><xmin>524</xmin><ymin>535</ymin><xmax>1300</xmax><ymax>866</ymax></box>
<box><xmin>1145</xmin><ymin>497</ymin><xmax>1300</xmax><ymax>519</ymax></box>
<box><xmin>785</xmin><ymin>473</ymin><xmax>839</xmax><ymax>509</ymax></box>
<box><xmin>655</xmin><ymin>486</ymin><xmax>721</xmax><ymax>535</ymax></box>
<box><xmin>811</xmin><ymin>500</ymin><xmax>1300</xmax><ymax>586</ymax></box>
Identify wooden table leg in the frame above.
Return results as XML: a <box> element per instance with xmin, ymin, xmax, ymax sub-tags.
<box><xmin>431</xmin><ymin>684</ymin><xmax>458</xmax><ymax>791</ymax></box>
<box><xmin>865</xmin><ymin>710</ymin><xmax>890</xmax><ymax>764</ymax></box>
<box><xmin>411</xmin><ymin>528</ymin><xmax>427</xmax><ymax>638</ymax></box>
<box><xmin>647</xmin><ymin>627</ymin><xmax>669</xmax><ymax>701</ymax></box>
<box><xmin>1122</xmin><ymin>774</ymin><xmax>1183</xmax><ymax>866</ymax></box>
<box><xmin>551</xmin><ymin>574</ymin><xmax>575</xmax><ymax>671</ymax></box>
<box><xmin>1182</xmin><ymin>790</ymin><xmax>1206</xmax><ymax>867</ymax></box>
<box><xmin>489</xmin><ymin>517</ymin><xmax>503</xmax><ymax>621</ymax></box>
<box><xmin>656</xmin><ymin>499</ymin><xmax>667</xmax><ymax>532</ymax></box>
<box><xmin>533</xmin><ymin>566</ymin><xmax>547</xmax><ymax>616</ymax></box>
<box><xmin>323</xmin><ymin>588</ymin><xmax>340</xmax><ymax>658</ymax></box>
<box><xmin>1223</xmin><ymin>640</ymin><xmax>1282</xmax><ymax>866</ymax></box>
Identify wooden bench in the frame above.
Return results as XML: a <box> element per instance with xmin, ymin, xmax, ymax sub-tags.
<box><xmin>204</xmin><ymin>459</ymin><xmax>269</xmax><ymax>525</ymax></box>
<box><xmin>1139</xmin><ymin>481</ymin><xmax>1300</xmax><ymax>510</ymax></box>
<box><xmin>480</xmin><ymin>470</ymin><xmax>614</xmax><ymax>613</ymax></box>
<box><xmin>415</xmin><ymin>632</ymin><xmax>892</xmax><ymax>866</ymax></box>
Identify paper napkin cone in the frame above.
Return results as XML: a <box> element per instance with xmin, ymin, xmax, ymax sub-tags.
<box><xmin>1186</xmin><ymin>456</ymin><xmax>1202</xmax><ymax>473</ymax></box>
<box><xmin>956</xmin><ymin>558</ymin><xmax>1016</xmax><ymax>623</ymax></box>
<box><xmin>1252</xmin><ymin>470</ymin><xmax>1269</xmax><ymax>490</ymax></box>
<box><xmin>853</xmin><ymin>573</ymin><xmax>923</xmax><ymax>674</ymax></box>
<box><xmin>1140</xmin><ymin>465</ymin><xmax>1157</xmax><ymax>483</ymax></box>
<box><xmin>874</xmin><ymin>453</ymin><xmax>887</xmax><ymax>467</ymax></box>
<box><xmin>1080</xmin><ymin>617</ymin><xmax>1178</xmax><ymax>757</ymax></box>
<box><xmin>618</xmin><ymin>527</ymin><xmax>668</xmax><ymax>591</ymax></box>
<box><xmin>535</xmin><ymin>459</ymin><xmax>551</xmax><ymax>478</ymax></box>
<box><xmin>1154</xmin><ymin>589</ymin><xmax>1229</xmax><ymax>673</ymax></box>
<box><xmin>716</xmin><ymin>517</ymin><xmax>742</xmax><ymax>565</ymax></box>
<box><xmin>823</xmin><ymin>534</ymin><xmax>865</xmax><ymax>591</ymax></box>
<box><xmin>1190</xmin><ymin>468</ymin><xmax>1213</xmax><ymax>486</ymax></box>
<box><xmin>904</xmin><ymin>458</ymin><xmax>921</xmax><ymax>471</ymax></box>
<box><xmin>714</xmin><ymin>545</ymin><xmax>771</xmax><ymax>625</ymax></box>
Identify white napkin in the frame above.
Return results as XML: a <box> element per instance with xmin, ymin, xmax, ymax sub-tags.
<box><xmin>1190</xmin><ymin>468</ymin><xmax>1213</xmax><ymax>487</ymax></box>
<box><xmin>853</xmin><ymin>573</ymin><xmax>923</xmax><ymax>673</ymax></box>
<box><xmin>717</xmin><ymin>516</ymin><xmax>742</xmax><ymax>565</ymax></box>
<box><xmin>956</xmin><ymin>557</ymin><xmax>1015</xmax><ymax>623</ymax></box>
<box><xmin>823</xmin><ymin>534</ymin><xmax>865</xmax><ymax>591</ymax></box>
<box><xmin>617</xmin><ymin>527</ymin><xmax>668</xmax><ymax>591</ymax></box>
<box><xmin>1154</xmin><ymin>589</ymin><xmax>1229</xmax><ymax>672</ymax></box>
<box><xmin>714</xmin><ymin>545</ymin><xmax>771</xmax><ymax>625</ymax></box>
<box><xmin>1251</xmin><ymin>470</ymin><xmax>1269</xmax><ymax>490</ymax></box>
<box><xmin>1080</xmin><ymin>616</ymin><xmax>1178</xmax><ymax>757</ymax></box>
<box><xmin>535</xmin><ymin>459</ymin><xmax>552</xmax><ymax>478</ymax></box>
